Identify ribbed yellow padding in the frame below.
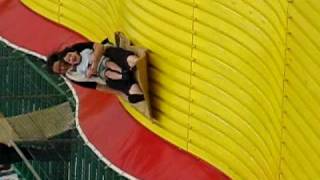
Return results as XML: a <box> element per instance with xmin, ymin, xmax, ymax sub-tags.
<box><xmin>21</xmin><ymin>0</ymin><xmax>320</xmax><ymax>179</ymax></box>
<box><xmin>279</xmin><ymin>1</ymin><xmax>320</xmax><ymax>179</ymax></box>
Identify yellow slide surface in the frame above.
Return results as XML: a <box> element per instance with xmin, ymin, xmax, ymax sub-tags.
<box><xmin>21</xmin><ymin>0</ymin><xmax>320</xmax><ymax>179</ymax></box>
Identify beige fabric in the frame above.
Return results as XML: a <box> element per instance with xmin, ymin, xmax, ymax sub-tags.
<box><xmin>0</xmin><ymin>113</ymin><xmax>19</xmax><ymax>144</ymax></box>
<box><xmin>0</xmin><ymin>102</ymin><xmax>74</xmax><ymax>144</ymax></box>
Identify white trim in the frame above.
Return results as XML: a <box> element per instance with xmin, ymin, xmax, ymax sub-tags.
<box><xmin>0</xmin><ymin>36</ymin><xmax>47</xmax><ymax>60</ymax></box>
<box><xmin>0</xmin><ymin>36</ymin><xmax>138</xmax><ymax>180</ymax></box>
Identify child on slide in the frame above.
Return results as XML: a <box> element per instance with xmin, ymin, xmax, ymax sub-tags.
<box><xmin>47</xmin><ymin>36</ymin><xmax>144</xmax><ymax>103</ymax></box>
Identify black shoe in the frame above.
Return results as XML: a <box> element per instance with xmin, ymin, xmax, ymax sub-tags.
<box><xmin>131</xmin><ymin>66</ymin><xmax>137</xmax><ymax>72</ymax></box>
<box><xmin>101</xmin><ymin>38</ymin><xmax>111</xmax><ymax>45</ymax></box>
<box><xmin>128</xmin><ymin>94</ymin><xmax>145</xmax><ymax>103</ymax></box>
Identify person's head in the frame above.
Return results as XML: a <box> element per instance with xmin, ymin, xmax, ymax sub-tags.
<box><xmin>47</xmin><ymin>48</ymin><xmax>81</xmax><ymax>74</ymax></box>
<box><xmin>47</xmin><ymin>52</ymin><xmax>69</xmax><ymax>74</ymax></box>
<box><xmin>63</xmin><ymin>51</ymin><xmax>81</xmax><ymax>65</ymax></box>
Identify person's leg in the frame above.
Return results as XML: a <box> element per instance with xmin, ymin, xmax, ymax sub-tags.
<box><xmin>104</xmin><ymin>61</ymin><xmax>134</xmax><ymax>81</ymax></box>
<box><xmin>105</xmin><ymin>70</ymin><xmax>122</xmax><ymax>80</ymax></box>
<box><xmin>107</xmin><ymin>79</ymin><xmax>144</xmax><ymax>103</ymax></box>
<box><xmin>127</xmin><ymin>82</ymin><xmax>144</xmax><ymax>103</ymax></box>
<box><xmin>128</xmin><ymin>83</ymin><xmax>143</xmax><ymax>95</ymax></box>
<box><xmin>126</xmin><ymin>55</ymin><xmax>139</xmax><ymax>69</ymax></box>
<box><xmin>104</xmin><ymin>61</ymin><xmax>123</xmax><ymax>80</ymax></box>
<box><xmin>107</xmin><ymin>79</ymin><xmax>130</xmax><ymax>94</ymax></box>
<box><xmin>104</xmin><ymin>47</ymin><xmax>137</xmax><ymax>70</ymax></box>
<box><xmin>106</xmin><ymin>61</ymin><xmax>122</xmax><ymax>72</ymax></box>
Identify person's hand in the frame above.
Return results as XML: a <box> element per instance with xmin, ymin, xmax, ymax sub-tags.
<box><xmin>87</xmin><ymin>54</ymin><xmax>100</xmax><ymax>77</ymax></box>
<box><xmin>87</xmin><ymin>65</ymin><xmax>97</xmax><ymax>78</ymax></box>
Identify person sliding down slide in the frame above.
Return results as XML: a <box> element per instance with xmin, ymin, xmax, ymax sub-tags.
<box><xmin>47</xmin><ymin>37</ymin><xmax>144</xmax><ymax>104</ymax></box>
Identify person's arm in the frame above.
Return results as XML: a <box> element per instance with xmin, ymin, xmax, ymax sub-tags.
<box><xmin>87</xmin><ymin>43</ymin><xmax>105</xmax><ymax>77</ymax></box>
<box><xmin>71</xmin><ymin>81</ymin><xmax>97</xmax><ymax>89</ymax></box>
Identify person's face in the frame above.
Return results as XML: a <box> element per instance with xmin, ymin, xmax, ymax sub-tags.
<box><xmin>64</xmin><ymin>51</ymin><xmax>81</xmax><ymax>65</ymax></box>
<box><xmin>53</xmin><ymin>61</ymin><xmax>71</xmax><ymax>74</ymax></box>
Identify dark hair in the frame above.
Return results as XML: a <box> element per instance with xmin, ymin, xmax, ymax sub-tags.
<box><xmin>47</xmin><ymin>52</ymin><xmax>61</xmax><ymax>73</ymax></box>
<box><xmin>46</xmin><ymin>47</ymin><xmax>74</xmax><ymax>73</ymax></box>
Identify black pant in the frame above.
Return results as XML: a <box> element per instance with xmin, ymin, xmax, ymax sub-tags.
<box><xmin>104</xmin><ymin>47</ymin><xmax>134</xmax><ymax>71</ymax></box>
<box><xmin>104</xmin><ymin>47</ymin><xmax>136</xmax><ymax>94</ymax></box>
